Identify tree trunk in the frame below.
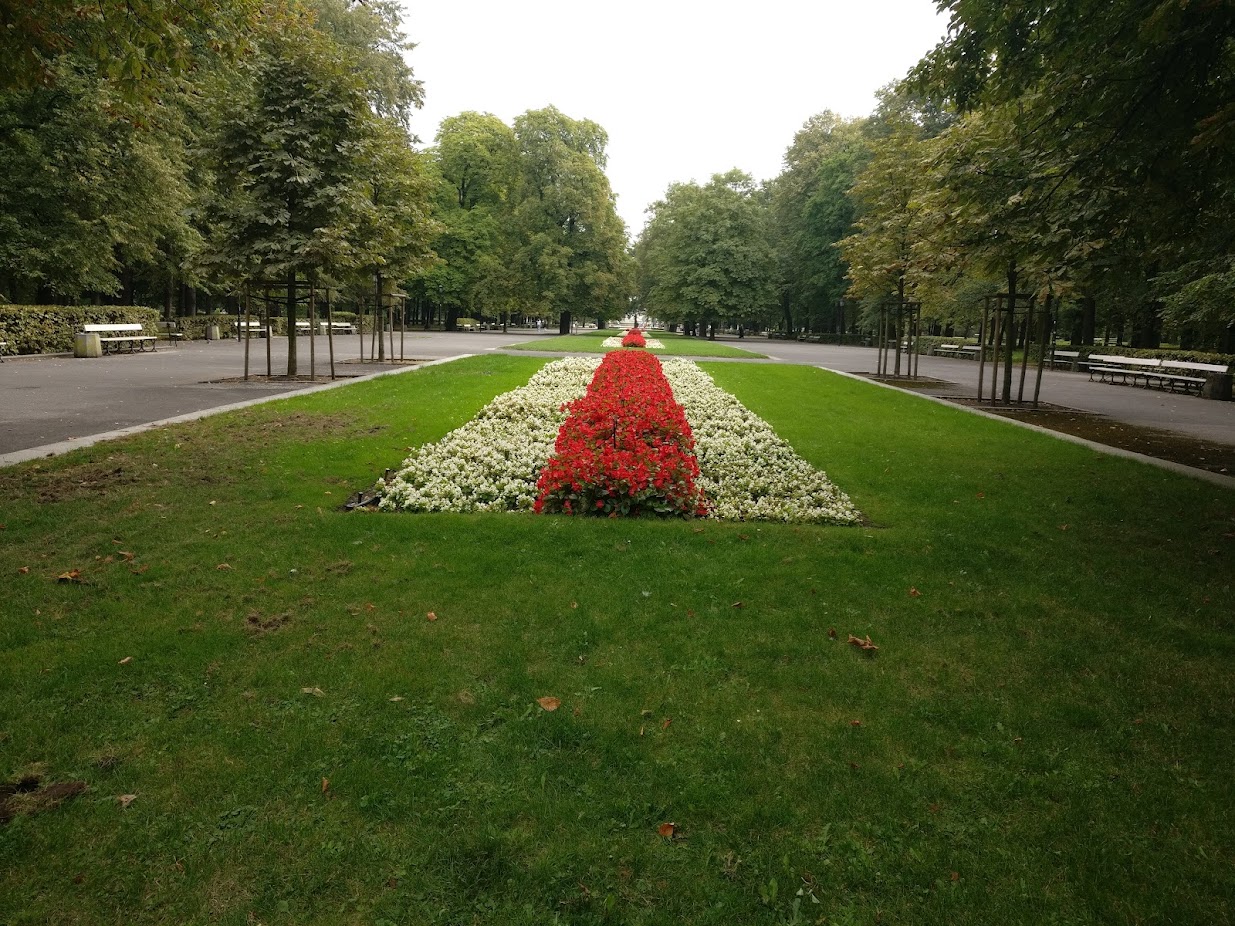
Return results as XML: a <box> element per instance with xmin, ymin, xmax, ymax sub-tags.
<box><xmin>1079</xmin><ymin>295</ymin><xmax>1096</xmax><ymax>346</ymax></box>
<box><xmin>1003</xmin><ymin>262</ymin><xmax>1017</xmax><ymax>404</ymax></box>
<box><xmin>558</xmin><ymin>311</ymin><xmax>571</xmax><ymax>335</ymax></box>
<box><xmin>375</xmin><ymin>271</ymin><xmax>385</xmax><ymax>361</ymax></box>
<box><xmin>286</xmin><ymin>267</ymin><xmax>298</xmax><ymax>376</ymax></box>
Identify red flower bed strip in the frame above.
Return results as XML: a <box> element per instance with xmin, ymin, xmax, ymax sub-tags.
<box><xmin>535</xmin><ymin>350</ymin><xmax>708</xmax><ymax>517</ymax></box>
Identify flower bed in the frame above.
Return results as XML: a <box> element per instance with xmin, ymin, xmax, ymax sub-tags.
<box><xmin>661</xmin><ymin>360</ymin><xmax>862</xmax><ymax>525</ymax></box>
<box><xmin>601</xmin><ymin>334</ymin><xmax>666</xmax><ymax>350</ymax></box>
<box><xmin>378</xmin><ymin>357</ymin><xmax>860</xmax><ymax>525</ymax></box>
<box><xmin>534</xmin><ymin>350</ymin><xmax>708</xmax><ymax>517</ymax></box>
<box><xmin>377</xmin><ymin>357</ymin><xmax>598</xmax><ymax>512</ymax></box>
<box><xmin>622</xmin><ymin>327</ymin><xmax>646</xmax><ymax>348</ymax></box>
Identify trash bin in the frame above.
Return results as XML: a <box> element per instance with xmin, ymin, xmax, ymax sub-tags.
<box><xmin>74</xmin><ymin>332</ymin><xmax>102</xmax><ymax>358</ymax></box>
<box><xmin>206</xmin><ymin>324</ymin><xmax>220</xmax><ymax>341</ymax></box>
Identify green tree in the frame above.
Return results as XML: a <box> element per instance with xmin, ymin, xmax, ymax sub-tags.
<box><xmin>912</xmin><ymin>0</ymin><xmax>1235</xmax><ymax>343</ymax></box>
<box><xmin>0</xmin><ymin>64</ymin><xmax>194</xmax><ymax>302</ymax></box>
<box><xmin>771</xmin><ymin>112</ymin><xmax>870</xmax><ymax>334</ymax></box>
<box><xmin>201</xmin><ymin>17</ymin><xmax>387</xmax><ymax>374</ymax></box>
<box><xmin>0</xmin><ymin>0</ymin><xmax>260</xmax><ymax>99</ymax></box>
<box><xmin>638</xmin><ymin>170</ymin><xmax>778</xmax><ymax>336</ymax></box>
<box><xmin>508</xmin><ymin>106</ymin><xmax>630</xmax><ymax>332</ymax></box>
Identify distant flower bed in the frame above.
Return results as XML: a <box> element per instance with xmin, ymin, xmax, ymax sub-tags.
<box><xmin>662</xmin><ymin>360</ymin><xmax>862</xmax><ymax>525</ymax></box>
<box><xmin>535</xmin><ymin>349</ymin><xmax>708</xmax><ymax>517</ymax></box>
<box><xmin>622</xmin><ymin>327</ymin><xmax>646</xmax><ymax>348</ymax></box>
<box><xmin>602</xmin><ymin>334</ymin><xmax>665</xmax><ymax>350</ymax></box>
<box><xmin>378</xmin><ymin>356</ymin><xmax>860</xmax><ymax>525</ymax></box>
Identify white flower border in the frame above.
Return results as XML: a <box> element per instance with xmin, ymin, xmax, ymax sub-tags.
<box><xmin>377</xmin><ymin>357</ymin><xmax>861</xmax><ymax>525</ymax></box>
<box><xmin>662</xmin><ymin>360</ymin><xmax>862</xmax><ymax>525</ymax></box>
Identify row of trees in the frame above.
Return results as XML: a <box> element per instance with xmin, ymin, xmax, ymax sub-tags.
<box><xmin>5</xmin><ymin>0</ymin><xmax>1230</xmax><ymax>355</ymax></box>
<box><xmin>1</xmin><ymin>0</ymin><xmax>631</xmax><ymax>370</ymax></box>
<box><xmin>636</xmin><ymin>0</ymin><xmax>1234</xmax><ymax>353</ymax></box>
<box><xmin>414</xmin><ymin>108</ymin><xmax>630</xmax><ymax>334</ymax></box>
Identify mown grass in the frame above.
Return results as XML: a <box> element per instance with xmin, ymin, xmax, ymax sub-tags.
<box><xmin>512</xmin><ymin>329</ymin><xmax>766</xmax><ymax>358</ymax></box>
<box><xmin>1</xmin><ymin>355</ymin><xmax>1232</xmax><ymax>926</ymax></box>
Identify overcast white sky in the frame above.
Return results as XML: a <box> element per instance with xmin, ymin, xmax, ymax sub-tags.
<box><xmin>400</xmin><ymin>1</ymin><xmax>950</xmax><ymax>236</ymax></box>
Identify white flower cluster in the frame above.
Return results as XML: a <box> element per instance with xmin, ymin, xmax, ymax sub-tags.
<box><xmin>601</xmin><ymin>336</ymin><xmax>666</xmax><ymax>349</ymax></box>
<box><xmin>661</xmin><ymin>360</ymin><xmax>862</xmax><ymax>525</ymax></box>
<box><xmin>377</xmin><ymin>357</ymin><xmax>600</xmax><ymax>512</ymax></box>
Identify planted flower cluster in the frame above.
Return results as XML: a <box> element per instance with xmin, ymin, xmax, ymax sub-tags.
<box><xmin>377</xmin><ymin>356</ymin><xmax>860</xmax><ymax>525</ymax></box>
<box><xmin>662</xmin><ymin>360</ymin><xmax>862</xmax><ymax>525</ymax></box>
<box><xmin>376</xmin><ymin>357</ymin><xmax>597</xmax><ymax>512</ymax></box>
<box><xmin>602</xmin><ymin>332</ymin><xmax>664</xmax><ymax>349</ymax></box>
<box><xmin>534</xmin><ymin>350</ymin><xmax>708</xmax><ymax>517</ymax></box>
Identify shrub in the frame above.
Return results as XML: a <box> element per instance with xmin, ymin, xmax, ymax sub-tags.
<box><xmin>0</xmin><ymin>305</ymin><xmax>159</xmax><ymax>355</ymax></box>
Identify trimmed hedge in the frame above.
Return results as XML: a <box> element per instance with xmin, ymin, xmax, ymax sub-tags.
<box><xmin>0</xmin><ymin>305</ymin><xmax>159</xmax><ymax>356</ymax></box>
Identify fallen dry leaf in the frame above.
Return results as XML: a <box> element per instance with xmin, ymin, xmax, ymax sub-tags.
<box><xmin>118</xmin><ymin>656</ymin><xmax>133</xmax><ymax>665</ymax></box>
<box><xmin>570</xmin><ymin>601</ymin><xmax>578</xmax><ymax>609</ymax></box>
<box><xmin>388</xmin><ymin>696</ymin><xmax>404</xmax><ymax>703</ymax></box>
<box><xmin>118</xmin><ymin>551</ymin><xmax>136</xmax><ymax>562</ymax></box>
<box><xmin>909</xmin><ymin>587</ymin><xmax>921</xmax><ymax>598</ymax></box>
<box><xmin>658</xmin><ymin>822</ymin><xmax>677</xmax><ymax>838</ymax></box>
<box><xmin>426</xmin><ymin>611</ymin><xmax>438</xmax><ymax>622</ymax></box>
<box><xmin>321</xmin><ymin>777</ymin><xmax>329</xmax><ymax>794</ymax></box>
<box><xmin>130</xmin><ymin>564</ymin><xmax>149</xmax><ymax>575</ymax></box>
<box><xmin>828</xmin><ymin>628</ymin><xmax>837</xmax><ymax>639</ymax></box>
<box><xmin>850</xmin><ymin>719</ymin><xmax>862</xmax><ymax>727</ymax></box>
<box><xmin>216</xmin><ymin>563</ymin><xmax>231</xmax><ymax>571</ymax></box>
<box><xmin>537</xmin><ymin>696</ymin><xmax>561</xmax><ymax>712</ymax></box>
<box><xmin>662</xmin><ymin>717</ymin><xmax>673</xmax><ymax>730</ymax></box>
<box><xmin>976</xmin><ymin>491</ymin><xmax>985</xmax><ymax>499</ymax></box>
<box><xmin>301</xmin><ymin>687</ymin><xmax>324</xmax><ymax>697</ymax></box>
<box><xmin>847</xmin><ymin>634</ymin><xmax>879</xmax><ymax>652</ymax></box>
<box><xmin>731</xmin><ymin>601</ymin><xmax>744</xmax><ymax>609</ymax></box>
<box><xmin>56</xmin><ymin>569</ymin><xmax>82</xmax><ymax>583</ymax></box>
<box><xmin>18</xmin><ymin>566</ymin><xmax>29</xmax><ymax>575</ymax></box>
<box><xmin>117</xmin><ymin>794</ymin><xmax>137</xmax><ymax>808</ymax></box>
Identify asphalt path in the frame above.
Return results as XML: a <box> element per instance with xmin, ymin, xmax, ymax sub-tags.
<box><xmin>2</xmin><ymin>330</ymin><xmax>1232</xmax><ymax>467</ymax></box>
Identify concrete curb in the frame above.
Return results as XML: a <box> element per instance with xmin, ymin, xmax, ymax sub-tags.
<box><xmin>820</xmin><ymin>366</ymin><xmax>1235</xmax><ymax>490</ymax></box>
<box><xmin>0</xmin><ymin>354</ymin><xmax>473</xmax><ymax>469</ymax></box>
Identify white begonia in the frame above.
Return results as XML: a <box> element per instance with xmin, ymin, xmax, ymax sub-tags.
<box><xmin>377</xmin><ymin>357</ymin><xmax>600</xmax><ymax>513</ymax></box>
<box><xmin>661</xmin><ymin>359</ymin><xmax>862</xmax><ymax>525</ymax></box>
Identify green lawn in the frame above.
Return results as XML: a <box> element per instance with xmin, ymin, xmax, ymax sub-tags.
<box><xmin>512</xmin><ymin>329</ymin><xmax>766</xmax><ymax>358</ymax></box>
<box><xmin>1</xmin><ymin>355</ymin><xmax>1232</xmax><ymax>925</ymax></box>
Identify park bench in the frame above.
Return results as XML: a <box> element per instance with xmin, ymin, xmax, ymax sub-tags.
<box><xmin>158</xmin><ymin>320</ymin><xmax>184</xmax><ymax>344</ymax></box>
<box><xmin>319</xmin><ymin>320</ymin><xmax>357</xmax><ymax>335</ymax></box>
<box><xmin>1048</xmin><ymin>349</ymin><xmax>1081</xmax><ymax>370</ymax></box>
<box><xmin>234</xmin><ymin>320</ymin><xmax>269</xmax><ymax>338</ymax></box>
<box><xmin>82</xmin><ymin>323</ymin><xmax>156</xmax><ymax>354</ymax></box>
<box><xmin>936</xmin><ymin>344</ymin><xmax>983</xmax><ymax>359</ymax></box>
<box><xmin>1087</xmin><ymin>354</ymin><xmax>1229</xmax><ymax>395</ymax></box>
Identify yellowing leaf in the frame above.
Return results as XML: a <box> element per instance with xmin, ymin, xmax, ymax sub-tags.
<box><xmin>537</xmin><ymin>696</ymin><xmax>561</xmax><ymax>712</ymax></box>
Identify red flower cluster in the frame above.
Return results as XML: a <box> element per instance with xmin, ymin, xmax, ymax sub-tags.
<box><xmin>535</xmin><ymin>350</ymin><xmax>709</xmax><ymax>518</ymax></box>
<box><xmin>621</xmin><ymin>327</ymin><xmax>647</xmax><ymax>348</ymax></box>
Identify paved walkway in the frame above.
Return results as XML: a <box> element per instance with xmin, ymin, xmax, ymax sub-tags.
<box><xmin>2</xmin><ymin>332</ymin><xmax>1232</xmax><ymax>467</ymax></box>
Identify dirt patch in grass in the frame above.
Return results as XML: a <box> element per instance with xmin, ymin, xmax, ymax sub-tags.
<box><xmin>0</xmin><ymin>775</ymin><xmax>87</xmax><ymax>825</ymax></box>
<box><xmin>952</xmin><ymin>399</ymin><xmax>1235</xmax><ymax>475</ymax></box>
<box><xmin>3</xmin><ymin>458</ymin><xmax>145</xmax><ymax>503</ymax></box>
